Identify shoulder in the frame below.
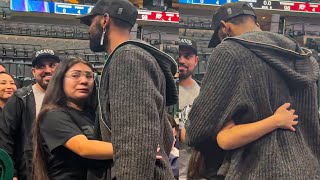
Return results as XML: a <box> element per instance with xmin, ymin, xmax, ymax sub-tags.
<box><xmin>43</xmin><ymin>108</ymin><xmax>70</xmax><ymax>119</ymax></box>
<box><xmin>113</xmin><ymin>43</ymin><xmax>155</xmax><ymax>63</ymax></box>
<box><xmin>14</xmin><ymin>84</ymin><xmax>33</xmax><ymax>99</ymax></box>
<box><xmin>40</xmin><ymin>108</ymin><xmax>73</xmax><ymax>128</ymax></box>
<box><xmin>207</xmin><ymin>43</ymin><xmax>240</xmax><ymax>70</ymax></box>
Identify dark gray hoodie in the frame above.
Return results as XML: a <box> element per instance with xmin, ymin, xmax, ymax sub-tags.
<box><xmin>187</xmin><ymin>31</ymin><xmax>320</xmax><ymax>180</ymax></box>
<box><xmin>96</xmin><ymin>40</ymin><xmax>178</xmax><ymax>180</ymax></box>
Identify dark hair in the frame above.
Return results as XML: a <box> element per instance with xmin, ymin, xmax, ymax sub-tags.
<box><xmin>32</xmin><ymin>57</ymin><xmax>97</xmax><ymax>180</ymax></box>
<box><xmin>110</xmin><ymin>17</ymin><xmax>133</xmax><ymax>31</ymax></box>
<box><xmin>227</xmin><ymin>14</ymin><xmax>257</xmax><ymax>25</ymax></box>
<box><xmin>187</xmin><ymin>149</ymin><xmax>205</xmax><ymax>179</ymax></box>
<box><xmin>0</xmin><ymin>63</ymin><xmax>6</xmax><ymax>71</ymax></box>
<box><xmin>167</xmin><ymin>113</ymin><xmax>178</xmax><ymax>132</ymax></box>
<box><xmin>0</xmin><ymin>71</ymin><xmax>15</xmax><ymax>81</ymax></box>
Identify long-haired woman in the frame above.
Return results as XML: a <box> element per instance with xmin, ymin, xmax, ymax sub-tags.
<box><xmin>32</xmin><ymin>57</ymin><xmax>113</xmax><ymax>180</ymax></box>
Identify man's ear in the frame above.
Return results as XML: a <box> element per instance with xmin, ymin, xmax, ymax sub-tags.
<box><xmin>220</xmin><ymin>20</ymin><xmax>230</xmax><ymax>35</ymax></box>
<box><xmin>195</xmin><ymin>55</ymin><xmax>199</xmax><ymax>66</ymax></box>
<box><xmin>101</xmin><ymin>13</ymin><xmax>110</xmax><ymax>29</ymax></box>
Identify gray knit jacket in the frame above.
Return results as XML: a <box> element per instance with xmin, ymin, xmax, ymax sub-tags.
<box><xmin>186</xmin><ymin>31</ymin><xmax>320</xmax><ymax>180</ymax></box>
<box><xmin>98</xmin><ymin>40</ymin><xmax>178</xmax><ymax>180</ymax></box>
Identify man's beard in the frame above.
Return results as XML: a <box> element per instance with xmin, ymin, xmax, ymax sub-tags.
<box><xmin>89</xmin><ymin>23</ymin><xmax>109</xmax><ymax>52</ymax></box>
<box><xmin>35</xmin><ymin>77</ymin><xmax>49</xmax><ymax>90</ymax></box>
<box><xmin>179</xmin><ymin>69</ymin><xmax>193</xmax><ymax>81</ymax></box>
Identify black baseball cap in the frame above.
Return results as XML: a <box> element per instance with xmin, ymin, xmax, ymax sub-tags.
<box><xmin>32</xmin><ymin>49</ymin><xmax>60</xmax><ymax>67</ymax></box>
<box><xmin>77</xmin><ymin>0</ymin><xmax>138</xmax><ymax>27</ymax></box>
<box><xmin>179</xmin><ymin>36</ymin><xmax>197</xmax><ymax>55</ymax></box>
<box><xmin>208</xmin><ymin>2</ymin><xmax>256</xmax><ymax>48</ymax></box>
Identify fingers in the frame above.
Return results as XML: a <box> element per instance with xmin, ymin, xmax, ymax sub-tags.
<box><xmin>280</xmin><ymin>102</ymin><xmax>291</xmax><ymax>110</ymax></box>
<box><xmin>289</xmin><ymin>109</ymin><xmax>295</xmax><ymax>114</ymax></box>
<box><xmin>289</xmin><ymin>126</ymin><xmax>296</xmax><ymax>132</ymax></box>
<box><xmin>289</xmin><ymin>121</ymin><xmax>298</xmax><ymax>132</ymax></box>
<box><xmin>156</xmin><ymin>155</ymin><xmax>162</xmax><ymax>160</ymax></box>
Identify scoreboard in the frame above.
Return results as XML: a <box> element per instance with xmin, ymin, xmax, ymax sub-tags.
<box><xmin>54</xmin><ymin>3</ymin><xmax>93</xmax><ymax>15</ymax></box>
<box><xmin>180</xmin><ymin>0</ymin><xmax>320</xmax><ymax>13</ymax></box>
<box><xmin>251</xmin><ymin>0</ymin><xmax>320</xmax><ymax>13</ymax></box>
<box><xmin>10</xmin><ymin>0</ymin><xmax>179</xmax><ymax>23</ymax></box>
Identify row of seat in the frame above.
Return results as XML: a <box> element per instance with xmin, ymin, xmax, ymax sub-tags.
<box><xmin>306</xmin><ymin>38</ymin><xmax>320</xmax><ymax>52</ymax></box>
<box><xmin>180</xmin><ymin>16</ymin><xmax>212</xmax><ymax>29</ymax></box>
<box><xmin>0</xmin><ymin>21</ymin><xmax>89</xmax><ymax>40</ymax></box>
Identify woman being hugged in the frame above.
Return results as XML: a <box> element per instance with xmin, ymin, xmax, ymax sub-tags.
<box><xmin>32</xmin><ymin>57</ymin><xmax>113</xmax><ymax>180</ymax></box>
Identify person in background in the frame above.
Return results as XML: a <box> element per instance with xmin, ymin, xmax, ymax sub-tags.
<box><xmin>167</xmin><ymin>113</ymin><xmax>179</xmax><ymax>180</ymax></box>
<box><xmin>178</xmin><ymin>36</ymin><xmax>200</xmax><ymax>180</ymax></box>
<box><xmin>0</xmin><ymin>72</ymin><xmax>16</xmax><ymax>111</ymax></box>
<box><xmin>0</xmin><ymin>72</ymin><xmax>16</xmax><ymax>179</ymax></box>
<box><xmin>0</xmin><ymin>49</ymin><xmax>60</xmax><ymax>180</ymax></box>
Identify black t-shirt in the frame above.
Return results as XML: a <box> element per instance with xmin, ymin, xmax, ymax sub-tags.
<box><xmin>40</xmin><ymin>107</ymin><xmax>101</xmax><ymax>180</ymax></box>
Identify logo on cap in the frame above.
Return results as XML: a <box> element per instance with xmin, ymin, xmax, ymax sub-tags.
<box><xmin>180</xmin><ymin>38</ymin><xmax>193</xmax><ymax>46</ymax></box>
<box><xmin>227</xmin><ymin>8</ymin><xmax>232</xmax><ymax>14</ymax></box>
<box><xmin>118</xmin><ymin>8</ymin><xmax>123</xmax><ymax>15</ymax></box>
<box><xmin>35</xmin><ymin>49</ymin><xmax>55</xmax><ymax>57</ymax></box>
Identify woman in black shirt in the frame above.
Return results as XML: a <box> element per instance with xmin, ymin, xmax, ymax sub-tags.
<box><xmin>32</xmin><ymin>57</ymin><xmax>113</xmax><ymax>180</ymax></box>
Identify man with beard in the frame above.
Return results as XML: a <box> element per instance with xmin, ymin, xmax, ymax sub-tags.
<box><xmin>178</xmin><ymin>36</ymin><xmax>200</xmax><ymax>180</ymax></box>
<box><xmin>78</xmin><ymin>0</ymin><xmax>178</xmax><ymax>179</ymax></box>
<box><xmin>187</xmin><ymin>2</ymin><xmax>320</xmax><ymax>179</ymax></box>
<box><xmin>179</xmin><ymin>36</ymin><xmax>200</xmax><ymax>110</ymax></box>
<box><xmin>0</xmin><ymin>49</ymin><xmax>60</xmax><ymax>180</ymax></box>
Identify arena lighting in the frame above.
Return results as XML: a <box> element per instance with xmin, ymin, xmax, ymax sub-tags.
<box><xmin>10</xmin><ymin>0</ymin><xmax>179</xmax><ymax>23</ymax></box>
<box><xmin>180</xmin><ymin>0</ymin><xmax>320</xmax><ymax>13</ymax></box>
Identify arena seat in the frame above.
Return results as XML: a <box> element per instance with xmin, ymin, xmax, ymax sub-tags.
<box><xmin>0</xmin><ymin>148</ymin><xmax>14</xmax><ymax>180</ymax></box>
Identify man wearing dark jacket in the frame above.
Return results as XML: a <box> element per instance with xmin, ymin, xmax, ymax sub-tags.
<box><xmin>186</xmin><ymin>2</ymin><xmax>320</xmax><ymax>179</ymax></box>
<box><xmin>0</xmin><ymin>49</ymin><xmax>60</xmax><ymax>180</ymax></box>
<box><xmin>78</xmin><ymin>0</ymin><xmax>178</xmax><ymax>179</ymax></box>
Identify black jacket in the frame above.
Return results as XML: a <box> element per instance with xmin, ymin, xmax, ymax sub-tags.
<box><xmin>0</xmin><ymin>84</ymin><xmax>35</xmax><ymax>180</ymax></box>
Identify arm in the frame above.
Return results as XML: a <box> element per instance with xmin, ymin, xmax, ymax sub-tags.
<box><xmin>217</xmin><ymin>103</ymin><xmax>298</xmax><ymax>150</ymax></box>
<box><xmin>108</xmin><ymin>49</ymin><xmax>161</xmax><ymax>179</ymax></box>
<box><xmin>180</xmin><ymin>128</ymin><xmax>186</xmax><ymax>144</ymax></box>
<box><xmin>40</xmin><ymin>110</ymin><xmax>113</xmax><ymax>160</ymax></box>
<box><xmin>64</xmin><ymin>134</ymin><xmax>113</xmax><ymax>160</ymax></box>
<box><xmin>186</xmin><ymin>49</ymin><xmax>243</xmax><ymax>147</ymax></box>
<box><xmin>0</xmin><ymin>95</ymin><xmax>22</xmax><ymax>176</ymax></box>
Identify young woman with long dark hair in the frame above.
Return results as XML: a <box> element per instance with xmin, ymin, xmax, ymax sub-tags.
<box><xmin>32</xmin><ymin>57</ymin><xmax>113</xmax><ymax>180</ymax></box>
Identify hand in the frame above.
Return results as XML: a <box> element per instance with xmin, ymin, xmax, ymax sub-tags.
<box><xmin>156</xmin><ymin>145</ymin><xmax>162</xmax><ymax>160</ymax></box>
<box><xmin>273</xmin><ymin>103</ymin><xmax>299</xmax><ymax>131</ymax></box>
